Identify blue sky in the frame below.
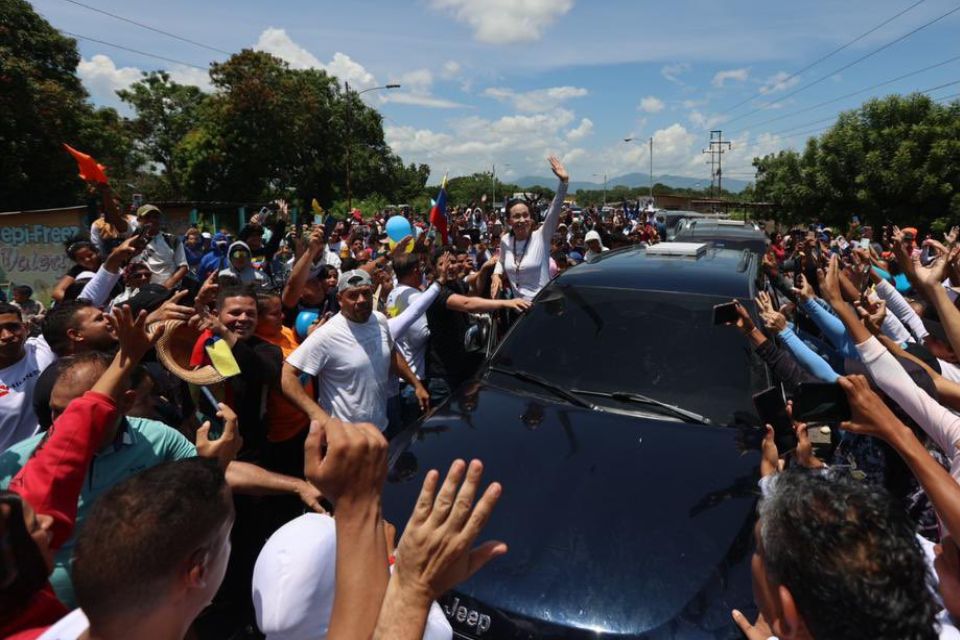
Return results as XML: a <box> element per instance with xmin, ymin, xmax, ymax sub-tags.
<box><xmin>32</xmin><ymin>0</ymin><xmax>960</xmax><ymax>184</ymax></box>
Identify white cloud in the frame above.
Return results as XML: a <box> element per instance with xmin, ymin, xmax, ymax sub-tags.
<box><xmin>383</xmin><ymin>67</ymin><xmax>468</xmax><ymax>109</ymax></box>
<box><xmin>397</xmin><ymin>68</ymin><xmax>434</xmax><ymax>94</ymax></box>
<box><xmin>661</xmin><ymin>63</ymin><xmax>691</xmax><ymax>85</ymax></box>
<box><xmin>712</xmin><ymin>68</ymin><xmax>749</xmax><ymax>88</ymax></box>
<box><xmin>254</xmin><ymin>28</ymin><xmax>376</xmax><ymax>89</ymax></box>
<box><xmin>76</xmin><ymin>54</ymin><xmax>212</xmax><ymax>110</ymax></box>
<box><xmin>441</xmin><ymin>60</ymin><xmax>461</xmax><ymax>79</ymax></box>
<box><xmin>688</xmin><ymin>110</ymin><xmax>725</xmax><ymax>129</ymax></box>
<box><xmin>384</xmin><ymin>93</ymin><xmax>467</xmax><ymax>108</ymax></box>
<box><xmin>429</xmin><ymin>0</ymin><xmax>574</xmax><ymax>44</ymax></box>
<box><xmin>77</xmin><ymin>54</ymin><xmax>143</xmax><ymax>101</ymax></box>
<box><xmin>639</xmin><ymin>96</ymin><xmax>665</xmax><ymax>113</ymax></box>
<box><xmin>566</xmin><ymin>117</ymin><xmax>593</xmax><ymax>141</ymax></box>
<box><xmin>483</xmin><ymin>85</ymin><xmax>587</xmax><ymax>112</ymax></box>
<box><xmin>166</xmin><ymin>66</ymin><xmax>213</xmax><ymax>92</ymax></box>
<box><xmin>562</xmin><ymin>147</ymin><xmax>586</xmax><ymax>164</ymax></box>
<box><xmin>759</xmin><ymin>71</ymin><xmax>800</xmax><ymax>95</ymax></box>
<box><xmin>386</xmin><ymin>107</ymin><xmax>578</xmax><ymax>179</ymax></box>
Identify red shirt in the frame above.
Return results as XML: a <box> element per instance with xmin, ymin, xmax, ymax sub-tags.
<box><xmin>1</xmin><ymin>392</ymin><xmax>118</xmax><ymax>639</ymax></box>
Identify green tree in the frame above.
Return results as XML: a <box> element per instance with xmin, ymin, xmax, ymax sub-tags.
<box><xmin>118</xmin><ymin>71</ymin><xmax>206</xmax><ymax>198</ymax></box>
<box><xmin>0</xmin><ymin>0</ymin><xmax>136</xmax><ymax>209</ymax></box>
<box><xmin>753</xmin><ymin>94</ymin><xmax>960</xmax><ymax>228</ymax></box>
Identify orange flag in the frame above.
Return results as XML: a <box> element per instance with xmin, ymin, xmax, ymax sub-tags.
<box><xmin>63</xmin><ymin>143</ymin><xmax>109</xmax><ymax>184</ymax></box>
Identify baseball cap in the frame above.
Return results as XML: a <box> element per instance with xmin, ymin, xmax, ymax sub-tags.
<box><xmin>201</xmin><ymin>231</ymin><xmax>212</xmax><ymax>240</ymax></box>
<box><xmin>568</xmin><ymin>251</ymin><xmax>584</xmax><ymax>263</ymax></box>
<box><xmin>585</xmin><ymin>230</ymin><xmax>601</xmax><ymax>243</ymax></box>
<box><xmin>337</xmin><ymin>269</ymin><xmax>373</xmax><ymax>291</ymax></box>
<box><xmin>213</xmin><ymin>232</ymin><xmax>229</xmax><ymax>245</ymax></box>
<box><xmin>903</xmin><ymin>226</ymin><xmax>918</xmax><ymax>239</ymax></box>
<box><xmin>252</xmin><ymin>514</ymin><xmax>452</xmax><ymax>640</ymax></box>
<box><xmin>136</xmin><ymin>204</ymin><xmax>161</xmax><ymax>218</ymax></box>
<box><xmin>126</xmin><ymin>283</ymin><xmax>174</xmax><ymax>316</ymax></box>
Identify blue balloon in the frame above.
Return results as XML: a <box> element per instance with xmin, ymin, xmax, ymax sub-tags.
<box><xmin>385</xmin><ymin>215</ymin><xmax>412</xmax><ymax>242</ymax></box>
<box><xmin>295</xmin><ymin>309</ymin><xmax>320</xmax><ymax>340</ymax></box>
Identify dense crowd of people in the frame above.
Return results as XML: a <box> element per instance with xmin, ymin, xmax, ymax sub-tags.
<box><xmin>5</xmin><ymin>152</ymin><xmax>960</xmax><ymax>640</ymax></box>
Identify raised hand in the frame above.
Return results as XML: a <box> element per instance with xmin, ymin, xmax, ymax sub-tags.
<box><xmin>308</xmin><ymin>225</ymin><xmax>326</xmax><ymax>254</ymax></box>
<box><xmin>855</xmin><ymin>298</ymin><xmax>887</xmax><ymax>336</ymax></box>
<box><xmin>105</xmin><ymin>235</ymin><xmax>145</xmax><ymax>272</ymax></box>
<box><xmin>731</xmin><ymin>610</ymin><xmax>775</xmax><ymax>640</ymax></box>
<box><xmin>786</xmin><ymin>401</ymin><xmax>825</xmax><ymax>470</ymax></box>
<box><xmin>394</xmin><ymin>459</ymin><xmax>506</xmax><ymax>602</ymax></box>
<box><xmin>195</xmin><ymin>402</ymin><xmax>242</xmax><ymax>469</ymax></box>
<box><xmin>818</xmin><ymin>254</ymin><xmax>844</xmax><ymax>305</ymax></box>
<box><xmin>792</xmin><ymin>273</ymin><xmax>815</xmax><ymax>302</ymax></box>
<box><xmin>303</xmin><ymin>417</ymin><xmax>387</xmax><ymax>506</ymax></box>
<box><xmin>548</xmin><ymin>155</ymin><xmax>569</xmax><ymax>183</ymax></box>
<box><xmin>838</xmin><ymin>375</ymin><xmax>904</xmax><ymax>440</ymax></box>
<box><xmin>913</xmin><ymin>244</ymin><xmax>950</xmax><ymax>289</ymax></box>
<box><xmin>146</xmin><ymin>289</ymin><xmax>193</xmax><ymax>325</ymax></box>
<box><xmin>946</xmin><ymin>226</ymin><xmax>960</xmax><ymax>246</ymax></box>
<box><xmin>195</xmin><ymin>271</ymin><xmax>219</xmax><ymax>310</ymax></box>
<box><xmin>110</xmin><ymin>304</ymin><xmax>163</xmax><ymax>365</ymax></box>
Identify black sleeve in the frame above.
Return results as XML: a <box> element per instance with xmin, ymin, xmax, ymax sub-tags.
<box><xmin>755</xmin><ymin>337</ymin><xmax>816</xmax><ymax>393</ymax></box>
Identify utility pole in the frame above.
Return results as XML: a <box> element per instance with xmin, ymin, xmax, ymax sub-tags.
<box><xmin>702</xmin><ymin>130</ymin><xmax>731</xmax><ymax>199</ymax></box>
<box><xmin>648</xmin><ymin>136</ymin><xmax>653</xmax><ymax>200</ymax></box>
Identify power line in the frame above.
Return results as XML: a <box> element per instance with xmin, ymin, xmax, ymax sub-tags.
<box><xmin>730</xmin><ymin>52</ymin><xmax>960</xmax><ymax>134</ymax></box>
<box><xmin>59</xmin><ymin>0</ymin><xmax>231</xmax><ymax>55</ymax></box>
<box><xmin>719</xmin><ymin>0</ymin><xmax>927</xmax><ymax>116</ymax></box>
<box><xmin>725</xmin><ymin>2</ymin><xmax>960</xmax><ymax>127</ymax></box>
<box><xmin>60</xmin><ymin>30</ymin><xmax>209</xmax><ymax>70</ymax></box>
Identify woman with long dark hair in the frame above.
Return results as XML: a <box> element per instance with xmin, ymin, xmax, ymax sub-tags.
<box><xmin>492</xmin><ymin>155</ymin><xmax>569</xmax><ymax>301</ymax></box>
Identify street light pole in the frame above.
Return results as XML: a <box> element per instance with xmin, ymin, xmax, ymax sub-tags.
<box><xmin>624</xmin><ymin>136</ymin><xmax>654</xmax><ymax>204</ymax></box>
<box><xmin>345</xmin><ymin>82</ymin><xmax>401</xmax><ymax>210</ymax></box>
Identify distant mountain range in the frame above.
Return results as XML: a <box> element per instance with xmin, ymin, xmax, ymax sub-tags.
<box><xmin>512</xmin><ymin>172</ymin><xmax>752</xmax><ymax>193</ymax></box>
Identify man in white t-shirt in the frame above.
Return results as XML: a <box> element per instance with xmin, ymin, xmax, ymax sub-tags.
<box><xmin>282</xmin><ymin>270</ymin><xmax>426</xmax><ymax>431</ymax></box>
<box><xmin>131</xmin><ymin>205</ymin><xmax>189</xmax><ymax>289</ymax></box>
<box><xmin>0</xmin><ymin>302</ymin><xmax>56</xmax><ymax>451</ymax></box>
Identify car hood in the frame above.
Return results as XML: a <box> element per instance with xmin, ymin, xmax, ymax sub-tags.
<box><xmin>382</xmin><ymin>381</ymin><xmax>761</xmax><ymax>639</ymax></box>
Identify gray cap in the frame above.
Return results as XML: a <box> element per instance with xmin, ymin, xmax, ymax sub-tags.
<box><xmin>337</xmin><ymin>269</ymin><xmax>373</xmax><ymax>291</ymax></box>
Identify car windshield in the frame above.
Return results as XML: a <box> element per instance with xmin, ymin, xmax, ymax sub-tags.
<box><xmin>489</xmin><ymin>283</ymin><xmax>768</xmax><ymax>425</ymax></box>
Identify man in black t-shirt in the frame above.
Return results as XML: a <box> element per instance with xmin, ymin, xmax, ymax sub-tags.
<box><xmin>425</xmin><ymin>253</ymin><xmax>530</xmax><ymax>405</ymax></box>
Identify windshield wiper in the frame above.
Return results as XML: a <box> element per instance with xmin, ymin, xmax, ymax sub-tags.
<box><xmin>489</xmin><ymin>365</ymin><xmax>595</xmax><ymax>409</ymax></box>
<box><xmin>570</xmin><ymin>389</ymin><xmax>711</xmax><ymax>424</ymax></box>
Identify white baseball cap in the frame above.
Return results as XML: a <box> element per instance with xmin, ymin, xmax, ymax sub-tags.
<box><xmin>585</xmin><ymin>230</ymin><xmax>602</xmax><ymax>243</ymax></box>
<box><xmin>252</xmin><ymin>513</ymin><xmax>452</xmax><ymax>640</ymax></box>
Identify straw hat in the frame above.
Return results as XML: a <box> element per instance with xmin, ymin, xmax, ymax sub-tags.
<box><xmin>154</xmin><ymin>319</ymin><xmax>226</xmax><ymax>386</ymax></box>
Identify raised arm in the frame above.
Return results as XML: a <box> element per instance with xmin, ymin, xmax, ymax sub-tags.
<box><xmin>841</xmin><ymin>375</ymin><xmax>960</xmax><ymax>539</ymax></box>
<box><xmin>306</xmin><ymin>417</ymin><xmax>389</xmax><ymax>640</ymax></box>
<box><xmin>282</xmin><ymin>226</ymin><xmax>324</xmax><ymax>310</ymax></box>
<box><xmin>387</xmin><ymin>283</ymin><xmax>441</xmax><ymax>342</ymax></box>
<box><xmin>8</xmin><ymin>306</ymin><xmax>161</xmax><ymax>548</ymax></box>
<box><xmin>538</xmin><ymin>155</ymin><xmax>569</xmax><ymax>242</ymax></box>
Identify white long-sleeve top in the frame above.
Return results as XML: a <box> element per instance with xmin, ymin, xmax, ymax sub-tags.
<box><xmin>856</xmin><ymin>336</ymin><xmax>960</xmax><ymax>480</ymax></box>
<box><xmin>78</xmin><ymin>265</ymin><xmax>122</xmax><ymax>309</ymax></box>
<box><xmin>876</xmin><ymin>279</ymin><xmax>929</xmax><ymax>343</ymax></box>
<box><xmin>496</xmin><ymin>180</ymin><xmax>568</xmax><ymax>301</ymax></box>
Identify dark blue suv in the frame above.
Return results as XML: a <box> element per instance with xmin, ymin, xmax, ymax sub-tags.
<box><xmin>382</xmin><ymin>244</ymin><xmax>770</xmax><ymax>639</ymax></box>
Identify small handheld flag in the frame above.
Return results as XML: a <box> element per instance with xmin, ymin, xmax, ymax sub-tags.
<box><xmin>429</xmin><ymin>174</ymin><xmax>449</xmax><ymax>245</ymax></box>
